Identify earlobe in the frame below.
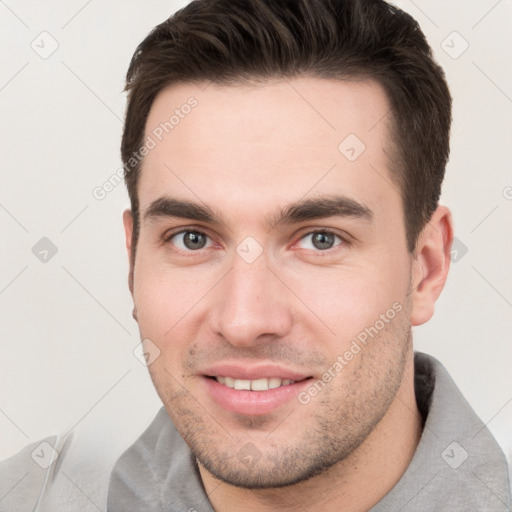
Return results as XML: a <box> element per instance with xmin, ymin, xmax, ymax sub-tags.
<box><xmin>122</xmin><ymin>209</ymin><xmax>135</xmax><ymax>296</ymax></box>
<box><xmin>410</xmin><ymin>205</ymin><xmax>454</xmax><ymax>326</ymax></box>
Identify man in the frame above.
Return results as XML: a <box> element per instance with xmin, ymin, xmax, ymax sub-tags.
<box><xmin>108</xmin><ymin>0</ymin><xmax>510</xmax><ymax>510</ymax></box>
<box><xmin>1</xmin><ymin>0</ymin><xmax>510</xmax><ymax>511</ymax></box>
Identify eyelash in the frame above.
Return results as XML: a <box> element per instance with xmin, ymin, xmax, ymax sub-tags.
<box><xmin>162</xmin><ymin>227</ymin><xmax>349</xmax><ymax>257</ymax></box>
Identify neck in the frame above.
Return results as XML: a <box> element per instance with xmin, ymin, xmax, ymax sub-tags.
<box><xmin>200</xmin><ymin>353</ymin><xmax>422</xmax><ymax>512</ymax></box>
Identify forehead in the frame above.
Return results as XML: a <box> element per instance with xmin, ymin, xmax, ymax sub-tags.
<box><xmin>139</xmin><ymin>76</ymin><xmax>399</xmax><ymax>226</ymax></box>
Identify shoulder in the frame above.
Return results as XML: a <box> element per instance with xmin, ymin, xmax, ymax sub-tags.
<box><xmin>107</xmin><ymin>406</ymin><xmax>212</xmax><ymax>512</ymax></box>
<box><xmin>372</xmin><ymin>352</ymin><xmax>511</xmax><ymax>511</ymax></box>
<box><xmin>1</xmin><ymin>427</ymin><xmax>120</xmax><ymax>512</ymax></box>
<box><xmin>0</xmin><ymin>433</ymin><xmax>74</xmax><ymax>511</ymax></box>
<box><xmin>0</xmin><ymin>406</ymin><xmax>185</xmax><ymax>512</ymax></box>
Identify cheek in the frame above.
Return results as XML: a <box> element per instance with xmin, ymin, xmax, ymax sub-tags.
<box><xmin>133</xmin><ymin>257</ymin><xmax>182</xmax><ymax>336</ymax></box>
<box><xmin>133</xmin><ymin>272</ymin><xmax>192</xmax><ymax>381</ymax></box>
<box><xmin>132</xmin><ymin>254</ymin><xmax>216</xmax><ymax>346</ymax></box>
<box><xmin>292</xmin><ymin>257</ymin><xmax>410</xmax><ymax>347</ymax></box>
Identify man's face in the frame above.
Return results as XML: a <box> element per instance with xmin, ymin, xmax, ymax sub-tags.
<box><xmin>126</xmin><ymin>77</ymin><xmax>415</xmax><ymax>487</ymax></box>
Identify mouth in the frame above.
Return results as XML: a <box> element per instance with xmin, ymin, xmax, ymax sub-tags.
<box><xmin>202</xmin><ymin>371</ymin><xmax>314</xmax><ymax>416</ymax></box>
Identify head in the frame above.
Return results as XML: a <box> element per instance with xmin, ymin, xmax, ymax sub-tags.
<box><xmin>122</xmin><ymin>0</ymin><xmax>453</xmax><ymax>489</ymax></box>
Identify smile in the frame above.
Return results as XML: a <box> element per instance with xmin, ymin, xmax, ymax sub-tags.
<box><xmin>204</xmin><ymin>374</ymin><xmax>313</xmax><ymax>416</ymax></box>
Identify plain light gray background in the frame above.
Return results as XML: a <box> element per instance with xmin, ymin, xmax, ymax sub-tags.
<box><xmin>1</xmin><ymin>0</ymin><xmax>511</xmax><ymax>469</ymax></box>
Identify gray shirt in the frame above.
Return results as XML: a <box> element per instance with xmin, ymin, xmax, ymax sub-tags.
<box><xmin>107</xmin><ymin>352</ymin><xmax>511</xmax><ymax>511</ymax></box>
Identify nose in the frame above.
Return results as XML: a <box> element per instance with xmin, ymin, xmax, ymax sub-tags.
<box><xmin>208</xmin><ymin>251</ymin><xmax>294</xmax><ymax>347</ymax></box>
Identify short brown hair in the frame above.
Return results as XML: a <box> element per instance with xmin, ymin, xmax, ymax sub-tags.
<box><xmin>122</xmin><ymin>0</ymin><xmax>451</xmax><ymax>255</ymax></box>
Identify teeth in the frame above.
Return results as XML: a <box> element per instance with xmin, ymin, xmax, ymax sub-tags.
<box><xmin>234</xmin><ymin>379</ymin><xmax>251</xmax><ymax>390</ymax></box>
<box><xmin>251</xmin><ymin>378</ymin><xmax>269</xmax><ymax>391</ymax></box>
<box><xmin>215</xmin><ymin>376</ymin><xmax>296</xmax><ymax>391</ymax></box>
<box><xmin>268</xmin><ymin>377</ymin><xmax>282</xmax><ymax>389</ymax></box>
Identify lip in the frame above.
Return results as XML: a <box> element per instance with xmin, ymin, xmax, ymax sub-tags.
<box><xmin>201</xmin><ymin>363</ymin><xmax>311</xmax><ymax>381</ymax></box>
<box><xmin>200</xmin><ymin>363</ymin><xmax>313</xmax><ymax>416</ymax></box>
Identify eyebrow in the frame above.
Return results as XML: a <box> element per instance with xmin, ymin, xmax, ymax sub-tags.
<box><xmin>143</xmin><ymin>195</ymin><xmax>373</xmax><ymax>228</ymax></box>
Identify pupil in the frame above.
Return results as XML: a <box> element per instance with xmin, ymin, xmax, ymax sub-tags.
<box><xmin>313</xmin><ymin>232</ymin><xmax>334</xmax><ymax>250</ymax></box>
<box><xmin>184</xmin><ymin>231</ymin><xmax>206</xmax><ymax>250</ymax></box>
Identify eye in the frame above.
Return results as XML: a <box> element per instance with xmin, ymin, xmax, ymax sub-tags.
<box><xmin>296</xmin><ymin>230</ymin><xmax>344</xmax><ymax>251</ymax></box>
<box><xmin>166</xmin><ymin>230</ymin><xmax>214</xmax><ymax>251</ymax></box>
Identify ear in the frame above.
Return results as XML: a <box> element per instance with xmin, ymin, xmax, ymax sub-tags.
<box><xmin>123</xmin><ymin>209</ymin><xmax>135</xmax><ymax>297</ymax></box>
<box><xmin>410</xmin><ymin>205</ymin><xmax>454</xmax><ymax>326</ymax></box>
